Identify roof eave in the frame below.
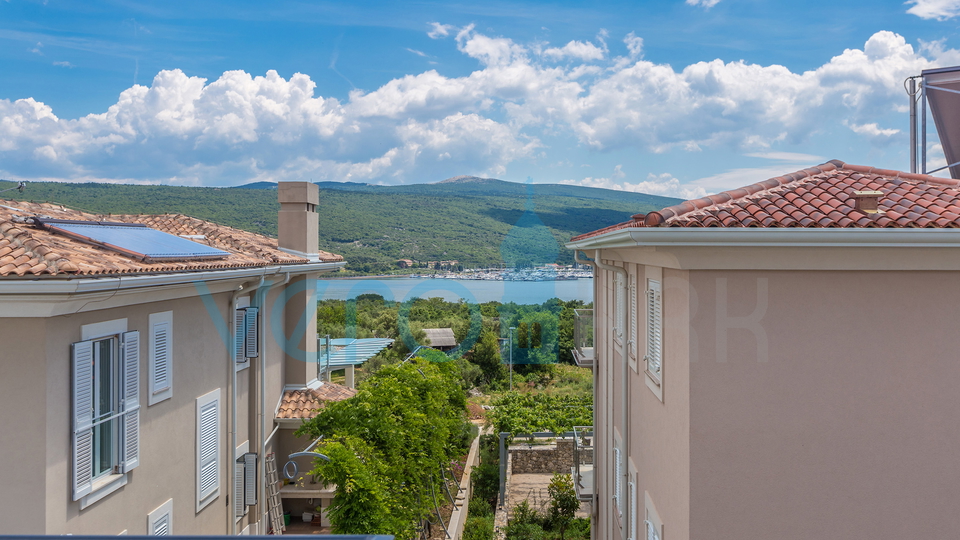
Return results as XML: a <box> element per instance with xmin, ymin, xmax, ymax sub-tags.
<box><xmin>565</xmin><ymin>227</ymin><xmax>960</xmax><ymax>250</ymax></box>
<box><xmin>0</xmin><ymin>260</ymin><xmax>346</xmax><ymax>295</ymax></box>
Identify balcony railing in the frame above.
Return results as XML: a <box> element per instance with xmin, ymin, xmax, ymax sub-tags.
<box><xmin>572</xmin><ymin>426</ymin><xmax>594</xmax><ymax>502</ymax></box>
<box><xmin>572</xmin><ymin>309</ymin><xmax>594</xmax><ymax>368</ymax></box>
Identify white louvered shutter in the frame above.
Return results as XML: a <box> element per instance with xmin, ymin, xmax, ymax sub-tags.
<box><xmin>153</xmin><ymin>513</ymin><xmax>170</xmax><ymax>535</ymax></box>
<box><xmin>148</xmin><ymin>499</ymin><xmax>173</xmax><ymax>535</ymax></box>
<box><xmin>244</xmin><ymin>307</ymin><xmax>259</xmax><ymax>358</ymax></box>
<box><xmin>614</xmin><ymin>446</ymin><xmax>622</xmax><ymax>515</ymax></box>
<box><xmin>646</xmin><ymin>520</ymin><xmax>661</xmax><ymax>540</ymax></box>
<box><xmin>235</xmin><ymin>309</ymin><xmax>247</xmax><ymax>366</ymax></box>
<box><xmin>149</xmin><ymin>314</ymin><xmax>172</xmax><ymax>404</ymax></box>
<box><xmin>235</xmin><ymin>458</ymin><xmax>246</xmax><ymax>518</ymax></box>
<box><xmin>243</xmin><ymin>453</ymin><xmax>258</xmax><ymax>506</ymax></box>
<box><xmin>72</xmin><ymin>340</ymin><xmax>95</xmax><ymax>500</ymax></box>
<box><xmin>121</xmin><ymin>331</ymin><xmax>141</xmax><ymax>472</ymax></box>
<box><xmin>615</xmin><ymin>274</ymin><xmax>625</xmax><ymax>339</ymax></box>
<box><xmin>630</xmin><ymin>276</ymin><xmax>638</xmax><ymax>360</ymax></box>
<box><xmin>197</xmin><ymin>390</ymin><xmax>220</xmax><ymax>506</ymax></box>
<box><xmin>646</xmin><ymin>280</ymin><xmax>662</xmax><ymax>380</ymax></box>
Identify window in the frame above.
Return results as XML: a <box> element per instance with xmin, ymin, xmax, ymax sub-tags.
<box><xmin>645</xmin><ymin>280</ymin><xmax>663</xmax><ymax>383</ymax></box>
<box><xmin>148</xmin><ymin>312</ymin><xmax>173</xmax><ymax>405</ymax></box>
<box><xmin>196</xmin><ymin>389</ymin><xmax>221</xmax><ymax>511</ymax></box>
<box><xmin>645</xmin><ymin>520</ymin><xmax>661</xmax><ymax>540</ymax></box>
<box><xmin>628</xmin><ymin>464</ymin><xmax>638</xmax><ymax>540</ymax></box>
<box><xmin>147</xmin><ymin>499</ymin><xmax>173</xmax><ymax>535</ymax></box>
<box><xmin>614</xmin><ymin>273</ymin><xmax>625</xmax><ymax>343</ymax></box>
<box><xmin>613</xmin><ymin>442</ymin><xmax>623</xmax><ymax>517</ymax></box>
<box><xmin>72</xmin><ymin>324</ymin><xmax>140</xmax><ymax>504</ymax></box>
<box><xmin>644</xmin><ymin>492</ymin><xmax>664</xmax><ymax>540</ymax></box>
<box><xmin>234</xmin><ymin>301</ymin><xmax>259</xmax><ymax>371</ymax></box>
<box><xmin>234</xmin><ymin>442</ymin><xmax>258</xmax><ymax>520</ymax></box>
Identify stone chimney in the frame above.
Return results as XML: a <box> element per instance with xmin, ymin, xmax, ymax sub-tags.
<box><xmin>278</xmin><ymin>182</ymin><xmax>319</xmax><ymax>257</ymax></box>
<box><xmin>278</xmin><ymin>182</ymin><xmax>320</xmax><ymax>385</ymax></box>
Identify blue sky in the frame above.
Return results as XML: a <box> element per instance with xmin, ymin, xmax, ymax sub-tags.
<box><xmin>2</xmin><ymin>0</ymin><xmax>960</xmax><ymax>197</ymax></box>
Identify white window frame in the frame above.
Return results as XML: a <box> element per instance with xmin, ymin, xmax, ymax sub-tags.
<box><xmin>196</xmin><ymin>388</ymin><xmax>221</xmax><ymax>512</ymax></box>
<box><xmin>614</xmin><ymin>273</ymin><xmax>625</xmax><ymax>345</ymax></box>
<box><xmin>613</xmin><ymin>433</ymin><xmax>623</xmax><ymax>519</ymax></box>
<box><xmin>234</xmin><ymin>440</ymin><xmax>258</xmax><ymax>520</ymax></box>
<box><xmin>73</xmin><ymin>318</ymin><xmax>140</xmax><ymax>509</ymax></box>
<box><xmin>147</xmin><ymin>498</ymin><xmax>173</xmax><ymax>535</ymax></box>
<box><xmin>644</xmin><ymin>491</ymin><xmax>664</xmax><ymax>540</ymax></box>
<box><xmin>628</xmin><ymin>462</ymin><xmax>638</xmax><ymax>540</ymax></box>
<box><xmin>148</xmin><ymin>311</ymin><xmax>173</xmax><ymax>405</ymax></box>
<box><xmin>234</xmin><ymin>297</ymin><xmax>258</xmax><ymax>372</ymax></box>
<box><xmin>645</xmin><ymin>279</ymin><xmax>663</xmax><ymax>387</ymax></box>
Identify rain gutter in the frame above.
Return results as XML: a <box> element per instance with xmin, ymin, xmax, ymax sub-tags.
<box><xmin>566</xmin><ymin>227</ymin><xmax>960</xmax><ymax>250</ymax></box>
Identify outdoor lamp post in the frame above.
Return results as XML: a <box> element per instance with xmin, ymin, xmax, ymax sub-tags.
<box><xmin>509</xmin><ymin>326</ymin><xmax>516</xmax><ymax>391</ymax></box>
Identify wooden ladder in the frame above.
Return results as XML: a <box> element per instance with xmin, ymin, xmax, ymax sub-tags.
<box><xmin>264</xmin><ymin>453</ymin><xmax>285</xmax><ymax>534</ymax></box>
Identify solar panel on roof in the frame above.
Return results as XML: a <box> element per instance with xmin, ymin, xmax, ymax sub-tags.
<box><xmin>41</xmin><ymin>219</ymin><xmax>230</xmax><ymax>262</ymax></box>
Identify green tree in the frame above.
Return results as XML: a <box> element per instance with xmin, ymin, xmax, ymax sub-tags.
<box><xmin>517</xmin><ymin>321</ymin><xmax>529</xmax><ymax>349</ymax></box>
<box><xmin>531</xmin><ymin>322</ymin><xmax>542</xmax><ymax>348</ymax></box>
<box><xmin>548</xmin><ymin>474</ymin><xmax>580</xmax><ymax>539</ymax></box>
<box><xmin>297</xmin><ymin>359</ymin><xmax>469</xmax><ymax>537</ymax></box>
<box><xmin>469</xmin><ymin>329</ymin><xmax>506</xmax><ymax>384</ymax></box>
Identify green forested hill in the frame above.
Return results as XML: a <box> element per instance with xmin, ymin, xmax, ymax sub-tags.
<box><xmin>0</xmin><ymin>177</ymin><xmax>680</xmax><ymax>272</ymax></box>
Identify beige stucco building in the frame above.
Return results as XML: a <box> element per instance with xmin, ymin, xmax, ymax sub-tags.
<box><xmin>0</xmin><ymin>182</ymin><xmax>346</xmax><ymax>534</ymax></box>
<box><xmin>566</xmin><ymin>160</ymin><xmax>960</xmax><ymax>540</ymax></box>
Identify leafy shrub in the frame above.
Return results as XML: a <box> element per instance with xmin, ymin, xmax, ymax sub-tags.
<box><xmin>547</xmin><ymin>474</ymin><xmax>579</xmax><ymax>538</ymax></box>
<box><xmin>463</xmin><ymin>515</ymin><xmax>495</xmax><ymax>540</ymax></box>
<box><xmin>472</xmin><ymin>461</ymin><xmax>500</xmax><ymax>509</ymax></box>
<box><xmin>504</xmin><ymin>522</ymin><xmax>546</xmax><ymax>540</ymax></box>
<box><xmin>468</xmin><ymin>496</ymin><xmax>493</xmax><ymax>517</ymax></box>
<box><xmin>511</xmin><ymin>500</ymin><xmax>540</xmax><ymax>525</ymax></box>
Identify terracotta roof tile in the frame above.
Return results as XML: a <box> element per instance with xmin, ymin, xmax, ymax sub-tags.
<box><xmin>276</xmin><ymin>383</ymin><xmax>357</xmax><ymax>420</ymax></box>
<box><xmin>570</xmin><ymin>160</ymin><xmax>960</xmax><ymax>241</ymax></box>
<box><xmin>0</xmin><ymin>199</ymin><xmax>343</xmax><ymax>277</ymax></box>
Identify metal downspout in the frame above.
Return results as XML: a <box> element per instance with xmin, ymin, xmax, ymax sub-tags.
<box><xmin>254</xmin><ymin>275</ymin><xmax>269</xmax><ymax>533</ymax></box>
<box><xmin>592</xmin><ymin>250</ymin><xmax>628</xmax><ymax>537</ymax></box>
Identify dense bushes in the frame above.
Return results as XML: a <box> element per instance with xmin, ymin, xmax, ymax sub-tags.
<box><xmin>489</xmin><ymin>393</ymin><xmax>593</xmax><ymax>435</ymax></box>
<box><xmin>296</xmin><ymin>359</ymin><xmax>469</xmax><ymax>537</ymax></box>
<box><xmin>503</xmin><ymin>477</ymin><xmax>589</xmax><ymax>540</ymax></box>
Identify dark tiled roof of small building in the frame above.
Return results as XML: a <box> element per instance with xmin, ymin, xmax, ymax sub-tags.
<box><xmin>276</xmin><ymin>383</ymin><xmax>357</xmax><ymax>420</ymax></box>
<box><xmin>0</xmin><ymin>199</ymin><xmax>342</xmax><ymax>277</ymax></box>
<box><xmin>570</xmin><ymin>160</ymin><xmax>960</xmax><ymax>241</ymax></box>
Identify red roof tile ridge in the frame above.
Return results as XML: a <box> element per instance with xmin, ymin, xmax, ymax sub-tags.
<box><xmin>568</xmin><ymin>159</ymin><xmax>960</xmax><ymax>240</ymax></box>
<box><xmin>647</xmin><ymin>161</ymin><xmax>839</xmax><ymax>227</ymax></box>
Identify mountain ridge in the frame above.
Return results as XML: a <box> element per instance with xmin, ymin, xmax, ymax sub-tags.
<box><xmin>1</xmin><ymin>178</ymin><xmax>681</xmax><ymax>273</ymax></box>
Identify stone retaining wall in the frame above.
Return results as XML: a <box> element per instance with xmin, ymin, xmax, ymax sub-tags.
<box><xmin>510</xmin><ymin>439</ymin><xmax>577</xmax><ymax>474</ymax></box>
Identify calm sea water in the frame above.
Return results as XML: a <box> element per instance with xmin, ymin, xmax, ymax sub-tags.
<box><xmin>315</xmin><ymin>277</ymin><xmax>593</xmax><ymax>304</ymax></box>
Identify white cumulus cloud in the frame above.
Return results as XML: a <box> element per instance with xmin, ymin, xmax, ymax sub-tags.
<box><xmin>906</xmin><ymin>0</ymin><xmax>960</xmax><ymax>19</ymax></box>
<box><xmin>0</xmin><ymin>28</ymin><xmax>956</xmax><ymax>188</ymax></box>
<box><xmin>560</xmin><ymin>168</ymin><xmax>706</xmax><ymax>199</ymax></box>
<box><xmin>543</xmin><ymin>40</ymin><xmax>606</xmax><ymax>62</ymax></box>
<box><xmin>686</xmin><ymin>0</ymin><xmax>722</xmax><ymax>8</ymax></box>
<box><xmin>427</xmin><ymin>22</ymin><xmax>455</xmax><ymax>39</ymax></box>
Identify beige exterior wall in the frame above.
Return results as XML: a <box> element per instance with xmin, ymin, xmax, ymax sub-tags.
<box><xmin>0</xmin><ymin>269</ymin><xmax>317</xmax><ymax>534</ymax></box>
<box><xmin>589</xmin><ymin>242</ymin><xmax>960</xmax><ymax>540</ymax></box>
<box><xmin>0</xmin><ymin>317</ymin><xmax>48</xmax><ymax>533</ymax></box>
<box><xmin>592</xmin><ymin>259</ymin><xmax>692</xmax><ymax>540</ymax></box>
<box><xmin>36</xmin><ymin>291</ymin><xmax>236</xmax><ymax>534</ymax></box>
<box><xmin>688</xmin><ymin>270</ymin><xmax>960</xmax><ymax>539</ymax></box>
